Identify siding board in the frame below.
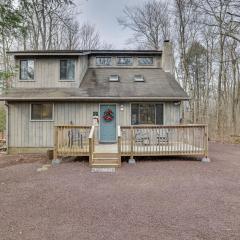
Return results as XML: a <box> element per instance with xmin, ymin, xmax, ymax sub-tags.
<box><xmin>8</xmin><ymin>102</ymin><xmax>180</xmax><ymax>148</ymax></box>
<box><xmin>15</xmin><ymin>56</ymin><xmax>88</xmax><ymax>88</ymax></box>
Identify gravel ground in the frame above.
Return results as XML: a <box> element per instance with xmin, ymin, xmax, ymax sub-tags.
<box><xmin>0</xmin><ymin>142</ymin><xmax>240</xmax><ymax>240</ymax></box>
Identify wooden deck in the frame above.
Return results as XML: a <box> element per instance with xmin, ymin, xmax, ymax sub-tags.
<box><xmin>54</xmin><ymin>124</ymin><xmax>208</xmax><ymax>167</ymax></box>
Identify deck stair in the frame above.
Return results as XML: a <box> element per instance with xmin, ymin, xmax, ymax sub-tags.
<box><xmin>91</xmin><ymin>152</ymin><xmax>121</xmax><ymax>168</ymax></box>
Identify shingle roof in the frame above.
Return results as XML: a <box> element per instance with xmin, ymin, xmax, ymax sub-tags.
<box><xmin>0</xmin><ymin>68</ymin><xmax>189</xmax><ymax>101</ymax></box>
<box><xmin>80</xmin><ymin>68</ymin><xmax>188</xmax><ymax>99</ymax></box>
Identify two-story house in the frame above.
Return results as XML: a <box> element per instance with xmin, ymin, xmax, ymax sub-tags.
<box><xmin>0</xmin><ymin>41</ymin><xmax>208</xmax><ymax>167</ymax></box>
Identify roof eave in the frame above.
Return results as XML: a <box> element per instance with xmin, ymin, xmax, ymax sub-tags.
<box><xmin>1</xmin><ymin>96</ymin><xmax>190</xmax><ymax>102</ymax></box>
<box><xmin>6</xmin><ymin>49</ymin><xmax>162</xmax><ymax>57</ymax></box>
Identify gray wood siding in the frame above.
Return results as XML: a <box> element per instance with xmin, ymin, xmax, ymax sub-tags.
<box><xmin>8</xmin><ymin>102</ymin><xmax>180</xmax><ymax>148</ymax></box>
<box><xmin>164</xmin><ymin>102</ymin><xmax>180</xmax><ymax>125</ymax></box>
<box><xmin>14</xmin><ymin>56</ymin><xmax>88</xmax><ymax>88</ymax></box>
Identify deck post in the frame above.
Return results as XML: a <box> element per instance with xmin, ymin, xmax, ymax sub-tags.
<box><xmin>117</xmin><ymin>126</ymin><xmax>122</xmax><ymax>166</ymax></box>
<box><xmin>129</xmin><ymin>126</ymin><xmax>135</xmax><ymax>163</ymax></box>
<box><xmin>53</xmin><ymin>126</ymin><xmax>58</xmax><ymax>159</ymax></box>
<box><xmin>205</xmin><ymin>124</ymin><xmax>209</xmax><ymax>158</ymax></box>
<box><xmin>89</xmin><ymin>137</ymin><xmax>92</xmax><ymax>165</ymax></box>
<box><xmin>202</xmin><ymin>124</ymin><xmax>210</xmax><ymax>162</ymax></box>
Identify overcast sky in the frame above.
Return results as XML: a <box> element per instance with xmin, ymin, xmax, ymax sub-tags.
<box><xmin>79</xmin><ymin>0</ymin><xmax>147</xmax><ymax>49</ymax></box>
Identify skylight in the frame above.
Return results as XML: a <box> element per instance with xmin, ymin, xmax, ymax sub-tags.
<box><xmin>134</xmin><ymin>75</ymin><xmax>144</xmax><ymax>82</ymax></box>
<box><xmin>109</xmin><ymin>75</ymin><xmax>119</xmax><ymax>82</ymax></box>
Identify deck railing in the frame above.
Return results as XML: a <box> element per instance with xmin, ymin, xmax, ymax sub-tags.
<box><xmin>54</xmin><ymin>124</ymin><xmax>208</xmax><ymax>160</ymax></box>
<box><xmin>120</xmin><ymin>124</ymin><xmax>208</xmax><ymax>158</ymax></box>
<box><xmin>54</xmin><ymin>125</ymin><xmax>91</xmax><ymax>158</ymax></box>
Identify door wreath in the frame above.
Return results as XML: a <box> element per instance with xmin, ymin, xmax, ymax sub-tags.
<box><xmin>103</xmin><ymin>108</ymin><xmax>114</xmax><ymax>122</ymax></box>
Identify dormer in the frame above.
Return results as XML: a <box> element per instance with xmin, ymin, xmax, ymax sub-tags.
<box><xmin>8</xmin><ymin>50</ymin><xmax>89</xmax><ymax>88</ymax></box>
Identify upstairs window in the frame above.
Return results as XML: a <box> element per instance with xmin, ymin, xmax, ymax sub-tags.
<box><xmin>117</xmin><ymin>57</ymin><xmax>133</xmax><ymax>65</ymax></box>
<box><xmin>96</xmin><ymin>57</ymin><xmax>112</xmax><ymax>66</ymax></box>
<box><xmin>109</xmin><ymin>75</ymin><xmax>119</xmax><ymax>82</ymax></box>
<box><xmin>31</xmin><ymin>103</ymin><xmax>53</xmax><ymax>121</ymax></box>
<box><xmin>60</xmin><ymin>59</ymin><xmax>75</xmax><ymax>81</ymax></box>
<box><xmin>138</xmin><ymin>57</ymin><xmax>153</xmax><ymax>65</ymax></box>
<box><xmin>20</xmin><ymin>60</ymin><xmax>34</xmax><ymax>80</ymax></box>
<box><xmin>131</xmin><ymin>103</ymin><xmax>163</xmax><ymax>125</ymax></box>
<box><xmin>134</xmin><ymin>75</ymin><xmax>144</xmax><ymax>82</ymax></box>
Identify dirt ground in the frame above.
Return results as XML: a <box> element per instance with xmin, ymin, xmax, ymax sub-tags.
<box><xmin>0</xmin><ymin>142</ymin><xmax>240</xmax><ymax>240</ymax></box>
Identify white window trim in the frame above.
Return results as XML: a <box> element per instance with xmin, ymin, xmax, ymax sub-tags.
<box><xmin>130</xmin><ymin>102</ymin><xmax>165</xmax><ymax>125</ymax></box>
<box><xmin>109</xmin><ymin>75</ymin><xmax>120</xmax><ymax>82</ymax></box>
<box><xmin>59</xmin><ymin>59</ymin><xmax>76</xmax><ymax>82</ymax></box>
<box><xmin>137</xmin><ymin>56</ymin><xmax>154</xmax><ymax>66</ymax></box>
<box><xmin>134</xmin><ymin>75</ymin><xmax>145</xmax><ymax>82</ymax></box>
<box><xmin>30</xmin><ymin>103</ymin><xmax>54</xmax><ymax>122</ymax></box>
<box><xmin>96</xmin><ymin>56</ymin><xmax>112</xmax><ymax>66</ymax></box>
<box><xmin>19</xmin><ymin>59</ymin><xmax>36</xmax><ymax>82</ymax></box>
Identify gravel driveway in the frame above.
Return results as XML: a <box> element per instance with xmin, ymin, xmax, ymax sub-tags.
<box><xmin>0</xmin><ymin>142</ymin><xmax>240</xmax><ymax>240</ymax></box>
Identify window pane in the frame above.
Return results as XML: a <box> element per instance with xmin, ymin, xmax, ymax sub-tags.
<box><xmin>131</xmin><ymin>104</ymin><xmax>139</xmax><ymax>125</ymax></box>
<box><xmin>138</xmin><ymin>57</ymin><xmax>153</xmax><ymax>65</ymax></box>
<box><xmin>60</xmin><ymin>60</ymin><xmax>67</xmax><ymax>79</ymax></box>
<box><xmin>31</xmin><ymin>103</ymin><xmax>53</xmax><ymax>120</ymax></box>
<box><xmin>60</xmin><ymin>60</ymin><xmax>75</xmax><ymax>80</ymax></box>
<box><xmin>42</xmin><ymin>104</ymin><xmax>53</xmax><ymax>120</ymax></box>
<box><xmin>27</xmin><ymin>60</ymin><xmax>34</xmax><ymax>79</ymax></box>
<box><xmin>20</xmin><ymin>60</ymin><xmax>34</xmax><ymax>80</ymax></box>
<box><xmin>20</xmin><ymin>60</ymin><xmax>27</xmax><ymax>80</ymax></box>
<box><xmin>67</xmin><ymin>60</ymin><xmax>75</xmax><ymax>80</ymax></box>
<box><xmin>156</xmin><ymin>104</ymin><xmax>163</xmax><ymax>125</ymax></box>
<box><xmin>31</xmin><ymin>104</ymin><xmax>42</xmax><ymax>120</ymax></box>
<box><xmin>96</xmin><ymin>57</ymin><xmax>111</xmax><ymax>66</ymax></box>
<box><xmin>139</xmin><ymin>104</ymin><xmax>155</xmax><ymax>124</ymax></box>
<box><xmin>117</xmin><ymin>57</ymin><xmax>133</xmax><ymax>65</ymax></box>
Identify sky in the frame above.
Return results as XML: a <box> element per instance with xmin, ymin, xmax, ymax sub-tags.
<box><xmin>78</xmin><ymin>0</ymin><xmax>147</xmax><ymax>49</ymax></box>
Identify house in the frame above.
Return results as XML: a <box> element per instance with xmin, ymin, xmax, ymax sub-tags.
<box><xmin>0</xmin><ymin>41</ymin><xmax>208</xmax><ymax>167</ymax></box>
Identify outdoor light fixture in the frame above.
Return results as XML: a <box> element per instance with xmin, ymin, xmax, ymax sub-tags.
<box><xmin>174</xmin><ymin>102</ymin><xmax>181</xmax><ymax>106</ymax></box>
<box><xmin>120</xmin><ymin>105</ymin><xmax>124</xmax><ymax>111</ymax></box>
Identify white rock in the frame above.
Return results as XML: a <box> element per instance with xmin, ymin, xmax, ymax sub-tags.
<box><xmin>91</xmin><ymin>168</ymin><xmax>115</xmax><ymax>173</ymax></box>
<box><xmin>52</xmin><ymin>159</ymin><xmax>62</xmax><ymax>165</ymax></box>
<box><xmin>201</xmin><ymin>157</ymin><xmax>211</xmax><ymax>163</ymax></box>
<box><xmin>37</xmin><ymin>166</ymin><xmax>48</xmax><ymax>172</ymax></box>
<box><xmin>128</xmin><ymin>158</ymin><xmax>136</xmax><ymax>164</ymax></box>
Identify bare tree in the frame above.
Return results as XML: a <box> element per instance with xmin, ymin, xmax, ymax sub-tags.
<box><xmin>118</xmin><ymin>0</ymin><xmax>171</xmax><ymax>49</ymax></box>
<box><xmin>78</xmin><ymin>23</ymin><xmax>101</xmax><ymax>50</ymax></box>
<box><xmin>19</xmin><ymin>0</ymin><xmax>77</xmax><ymax>50</ymax></box>
<box><xmin>173</xmin><ymin>0</ymin><xmax>198</xmax><ymax>120</ymax></box>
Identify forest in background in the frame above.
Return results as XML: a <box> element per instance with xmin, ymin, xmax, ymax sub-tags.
<box><xmin>0</xmin><ymin>0</ymin><xmax>240</xmax><ymax>142</ymax></box>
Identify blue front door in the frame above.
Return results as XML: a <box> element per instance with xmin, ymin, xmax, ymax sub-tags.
<box><xmin>100</xmin><ymin>104</ymin><xmax>116</xmax><ymax>143</ymax></box>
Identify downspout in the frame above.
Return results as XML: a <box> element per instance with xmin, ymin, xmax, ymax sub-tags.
<box><xmin>4</xmin><ymin>101</ymin><xmax>9</xmax><ymax>154</ymax></box>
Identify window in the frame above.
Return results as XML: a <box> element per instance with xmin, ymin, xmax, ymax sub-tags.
<box><xmin>134</xmin><ymin>75</ymin><xmax>144</xmax><ymax>82</ymax></box>
<box><xmin>131</xmin><ymin>103</ymin><xmax>163</xmax><ymax>125</ymax></box>
<box><xmin>31</xmin><ymin>103</ymin><xmax>53</xmax><ymax>121</ymax></box>
<box><xmin>60</xmin><ymin>59</ymin><xmax>75</xmax><ymax>80</ymax></box>
<box><xmin>138</xmin><ymin>57</ymin><xmax>153</xmax><ymax>65</ymax></box>
<box><xmin>117</xmin><ymin>57</ymin><xmax>133</xmax><ymax>65</ymax></box>
<box><xmin>109</xmin><ymin>75</ymin><xmax>119</xmax><ymax>82</ymax></box>
<box><xmin>96</xmin><ymin>57</ymin><xmax>112</xmax><ymax>66</ymax></box>
<box><xmin>20</xmin><ymin>60</ymin><xmax>34</xmax><ymax>80</ymax></box>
